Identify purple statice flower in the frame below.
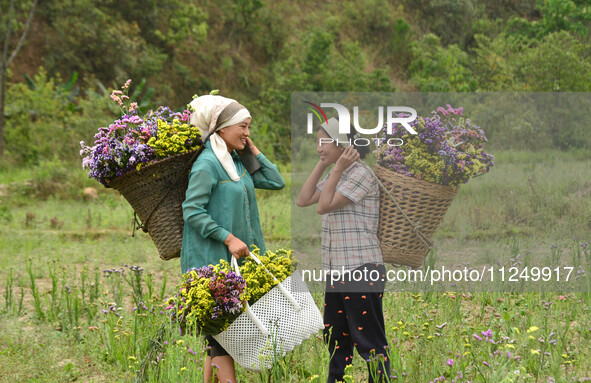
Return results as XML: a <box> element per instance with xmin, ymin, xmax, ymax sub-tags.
<box><xmin>80</xmin><ymin>103</ymin><xmax>196</xmax><ymax>185</ymax></box>
<box><xmin>374</xmin><ymin>105</ymin><xmax>494</xmax><ymax>186</ymax></box>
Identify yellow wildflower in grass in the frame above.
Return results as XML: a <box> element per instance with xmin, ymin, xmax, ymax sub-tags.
<box><xmin>527</xmin><ymin>326</ymin><xmax>539</xmax><ymax>333</ymax></box>
<box><xmin>505</xmin><ymin>344</ymin><xmax>515</xmax><ymax>349</ymax></box>
<box><xmin>531</xmin><ymin>349</ymin><xmax>540</xmax><ymax>355</ymax></box>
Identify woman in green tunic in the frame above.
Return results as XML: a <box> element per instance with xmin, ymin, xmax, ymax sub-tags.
<box><xmin>182</xmin><ymin>95</ymin><xmax>285</xmax><ymax>383</ymax></box>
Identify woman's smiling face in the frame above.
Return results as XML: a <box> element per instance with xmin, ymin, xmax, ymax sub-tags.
<box><xmin>219</xmin><ymin>118</ymin><xmax>251</xmax><ymax>152</ymax></box>
<box><xmin>316</xmin><ymin>128</ymin><xmax>344</xmax><ymax>164</ymax></box>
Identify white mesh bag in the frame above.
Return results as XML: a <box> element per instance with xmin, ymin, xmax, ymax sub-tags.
<box><xmin>213</xmin><ymin>252</ymin><xmax>324</xmax><ymax>371</ymax></box>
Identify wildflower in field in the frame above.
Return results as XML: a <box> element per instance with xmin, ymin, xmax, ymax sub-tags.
<box><xmin>436</xmin><ymin>322</ymin><xmax>447</xmax><ymax>330</ymax></box>
<box><xmin>527</xmin><ymin>326</ymin><xmax>539</xmax><ymax>333</ymax></box>
<box><xmin>447</xmin><ymin>358</ymin><xmax>454</xmax><ymax>366</ymax></box>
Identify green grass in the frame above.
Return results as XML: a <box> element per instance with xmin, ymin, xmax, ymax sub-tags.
<box><xmin>1</xmin><ymin>151</ymin><xmax>591</xmax><ymax>382</ymax></box>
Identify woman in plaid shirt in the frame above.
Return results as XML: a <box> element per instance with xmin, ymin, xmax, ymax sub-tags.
<box><xmin>297</xmin><ymin>118</ymin><xmax>390</xmax><ymax>383</ymax></box>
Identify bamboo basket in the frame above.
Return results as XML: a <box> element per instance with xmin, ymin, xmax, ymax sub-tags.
<box><xmin>107</xmin><ymin>150</ymin><xmax>199</xmax><ymax>260</ymax></box>
<box><xmin>373</xmin><ymin>165</ymin><xmax>459</xmax><ymax>269</ymax></box>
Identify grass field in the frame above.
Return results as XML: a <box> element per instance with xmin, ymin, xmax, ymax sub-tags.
<box><xmin>1</xmin><ymin>150</ymin><xmax>590</xmax><ymax>382</ymax></box>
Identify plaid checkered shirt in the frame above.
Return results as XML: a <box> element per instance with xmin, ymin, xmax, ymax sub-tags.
<box><xmin>316</xmin><ymin>162</ymin><xmax>383</xmax><ymax>271</ymax></box>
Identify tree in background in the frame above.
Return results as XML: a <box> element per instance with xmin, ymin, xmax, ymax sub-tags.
<box><xmin>0</xmin><ymin>0</ymin><xmax>37</xmax><ymax>157</ymax></box>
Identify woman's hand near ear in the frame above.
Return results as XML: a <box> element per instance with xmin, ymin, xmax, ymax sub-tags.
<box><xmin>245</xmin><ymin>137</ymin><xmax>260</xmax><ymax>156</ymax></box>
<box><xmin>334</xmin><ymin>146</ymin><xmax>360</xmax><ymax>172</ymax></box>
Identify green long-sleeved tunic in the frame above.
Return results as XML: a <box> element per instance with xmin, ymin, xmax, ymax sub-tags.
<box><xmin>180</xmin><ymin>141</ymin><xmax>285</xmax><ymax>273</ymax></box>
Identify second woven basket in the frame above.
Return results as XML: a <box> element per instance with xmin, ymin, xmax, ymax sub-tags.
<box><xmin>373</xmin><ymin>165</ymin><xmax>458</xmax><ymax>269</ymax></box>
<box><xmin>107</xmin><ymin>150</ymin><xmax>199</xmax><ymax>260</ymax></box>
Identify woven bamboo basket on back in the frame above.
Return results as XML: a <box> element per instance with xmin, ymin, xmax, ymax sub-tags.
<box><xmin>373</xmin><ymin>165</ymin><xmax>458</xmax><ymax>269</ymax></box>
<box><xmin>107</xmin><ymin>150</ymin><xmax>199</xmax><ymax>260</ymax></box>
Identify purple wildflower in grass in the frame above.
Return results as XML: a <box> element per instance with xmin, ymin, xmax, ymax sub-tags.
<box><xmin>447</xmin><ymin>359</ymin><xmax>454</xmax><ymax>366</ymax></box>
<box><xmin>483</xmin><ymin>361</ymin><xmax>490</xmax><ymax>367</ymax></box>
<box><xmin>481</xmin><ymin>329</ymin><xmax>493</xmax><ymax>338</ymax></box>
<box><xmin>473</xmin><ymin>334</ymin><xmax>483</xmax><ymax>341</ymax></box>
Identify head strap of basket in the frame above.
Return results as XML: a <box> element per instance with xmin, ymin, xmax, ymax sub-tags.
<box><xmin>319</xmin><ymin>117</ymin><xmax>350</xmax><ymax>147</ymax></box>
<box><xmin>189</xmin><ymin>95</ymin><xmax>251</xmax><ymax>181</ymax></box>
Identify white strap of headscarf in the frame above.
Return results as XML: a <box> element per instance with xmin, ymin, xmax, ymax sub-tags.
<box><xmin>189</xmin><ymin>95</ymin><xmax>251</xmax><ymax>181</ymax></box>
<box><xmin>320</xmin><ymin>117</ymin><xmax>350</xmax><ymax>147</ymax></box>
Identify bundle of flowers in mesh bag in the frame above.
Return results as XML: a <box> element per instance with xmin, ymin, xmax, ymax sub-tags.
<box><xmin>166</xmin><ymin>264</ymin><xmax>247</xmax><ymax>335</ymax></box>
<box><xmin>167</xmin><ymin>248</ymin><xmax>294</xmax><ymax>335</ymax></box>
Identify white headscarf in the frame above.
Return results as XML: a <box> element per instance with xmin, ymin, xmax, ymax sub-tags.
<box><xmin>320</xmin><ymin>117</ymin><xmax>350</xmax><ymax>147</ymax></box>
<box><xmin>189</xmin><ymin>95</ymin><xmax>251</xmax><ymax>181</ymax></box>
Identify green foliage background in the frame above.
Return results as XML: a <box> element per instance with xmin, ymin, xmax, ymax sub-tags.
<box><xmin>3</xmin><ymin>0</ymin><xmax>591</xmax><ymax>167</ymax></box>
